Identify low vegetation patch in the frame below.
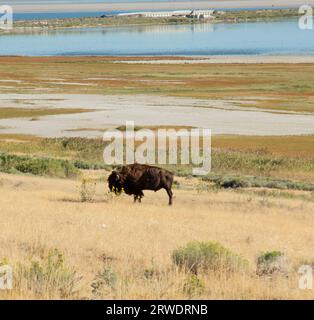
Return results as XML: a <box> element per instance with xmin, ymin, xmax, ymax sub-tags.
<box><xmin>172</xmin><ymin>241</ymin><xmax>248</xmax><ymax>274</ymax></box>
<box><xmin>0</xmin><ymin>153</ymin><xmax>78</xmax><ymax>178</ymax></box>
<box><xmin>16</xmin><ymin>249</ymin><xmax>80</xmax><ymax>299</ymax></box>
<box><xmin>79</xmin><ymin>177</ymin><xmax>96</xmax><ymax>202</ymax></box>
<box><xmin>212</xmin><ymin>149</ymin><xmax>314</xmax><ymax>176</ymax></box>
<box><xmin>13</xmin><ymin>16</ymin><xmax>198</xmax><ymax>30</ymax></box>
<box><xmin>183</xmin><ymin>274</ymin><xmax>205</xmax><ymax>297</ymax></box>
<box><xmin>221</xmin><ymin>8</ymin><xmax>299</xmax><ymax>22</ymax></box>
<box><xmin>0</xmin><ymin>107</ymin><xmax>92</xmax><ymax>119</ymax></box>
<box><xmin>91</xmin><ymin>267</ymin><xmax>117</xmax><ymax>297</ymax></box>
<box><xmin>213</xmin><ymin>135</ymin><xmax>314</xmax><ymax>159</ymax></box>
<box><xmin>1</xmin><ymin>136</ymin><xmax>314</xmax><ymax>191</ymax></box>
<box><xmin>256</xmin><ymin>251</ymin><xmax>288</xmax><ymax>276</ymax></box>
<box><xmin>203</xmin><ymin>174</ymin><xmax>314</xmax><ymax>192</ymax></box>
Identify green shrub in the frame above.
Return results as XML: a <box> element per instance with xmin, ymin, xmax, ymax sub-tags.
<box><xmin>17</xmin><ymin>249</ymin><xmax>80</xmax><ymax>298</ymax></box>
<box><xmin>172</xmin><ymin>241</ymin><xmax>248</xmax><ymax>274</ymax></box>
<box><xmin>0</xmin><ymin>153</ymin><xmax>78</xmax><ymax>178</ymax></box>
<box><xmin>91</xmin><ymin>267</ymin><xmax>117</xmax><ymax>296</ymax></box>
<box><xmin>0</xmin><ymin>258</ymin><xmax>9</xmax><ymax>280</ymax></box>
<box><xmin>256</xmin><ymin>251</ymin><xmax>288</xmax><ymax>276</ymax></box>
<box><xmin>79</xmin><ymin>177</ymin><xmax>96</xmax><ymax>202</ymax></box>
<box><xmin>183</xmin><ymin>274</ymin><xmax>205</xmax><ymax>297</ymax></box>
<box><xmin>0</xmin><ymin>258</ymin><xmax>9</xmax><ymax>267</ymax></box>
<box><xmin>73</xmin><ymin>160</ymin><xmax>109</xmax><ymax>170</ymax></box>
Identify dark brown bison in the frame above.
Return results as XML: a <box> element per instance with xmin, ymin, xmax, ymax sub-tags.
<box><xmin>108</xmin><ymin>163</ymin><xmax>174</xmax><ymax>205</ymax></box>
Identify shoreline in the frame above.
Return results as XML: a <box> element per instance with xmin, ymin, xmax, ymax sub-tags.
<box><xmin>0</xmin><ymin>55</ymin><xmax>314</xmax><ymax>64</ymax></box>
<box><xmin>12</xmin><ymin>0</ymin><xmax>314</xmax><ymax>13</ymax></box>
<box><xmin>10</xmin><ymin>9</ymin><xmax>300</xmax><ymax>31</ymax></box>
<box><xmin>112</xmin><ymin>55</ymin><xmax>314</xmax><ymax>64</ymax></box>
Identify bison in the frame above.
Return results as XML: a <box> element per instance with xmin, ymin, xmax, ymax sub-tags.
<box><xmin>108</xmin><ymin>163</ymin><xmax>174</xmax><ymax>205</ymax></box>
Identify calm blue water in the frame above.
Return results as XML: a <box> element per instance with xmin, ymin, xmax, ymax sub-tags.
<box><xmin>1</xmin><ymin>19</ymin><xmax>313</xmax><ymax>56</ymax></box>
<box><xmin>14</xmin><ymin>11</ymin><xmax>125</xmax><ymax>20</ymax></box>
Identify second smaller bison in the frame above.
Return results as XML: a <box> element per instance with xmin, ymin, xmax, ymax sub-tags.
<box><xmin>108</xmin><ymin>163</ymin><xmax>174</xmax><ymax>205</ymax></box>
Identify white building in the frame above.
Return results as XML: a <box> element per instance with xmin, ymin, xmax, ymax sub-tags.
<box><xmin>141</xmin><ymin>11</ymin><xmax>183</xmax><ymax>18</ymax></box>
<box><xmin>117</xmin><ymin>10</ymin><xmax>215</xmax><ymax>19</ymax></box>
<box><xmin>187</xmin><ymin>10</ymin><xmax>215</xmax><ymax>19</ymax></box>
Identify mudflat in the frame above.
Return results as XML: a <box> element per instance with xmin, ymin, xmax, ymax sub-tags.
<box><xmin>0</xmin><ymin>93</ymin><xmax>314</xmax><ymax>137</ymax></box>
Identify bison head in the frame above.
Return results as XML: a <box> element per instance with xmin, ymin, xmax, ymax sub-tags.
<box><xmin>108</xmin><ymin>171</ymin><xmax>124</xmax><ymax>194</ymax></box>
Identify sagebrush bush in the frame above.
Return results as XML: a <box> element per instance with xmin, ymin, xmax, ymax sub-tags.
<box><xmin>79</xmin><ymin>177</ymin><xmax>96</xmax><ymax>202</ymax></box>
<box><xmin>16</xmin><ymin>249</ymin><xmax>80</xmax><ymax>299</ymax></box>
<box><xmin>256</xmin><ymin>251</ymin><xmax>288</xmax><ymax>276</ymax></box>
<box><xmin>172</xmin><ymin>241</ymin><xmax>248</xmax><ymax>274</ymax></box>
<box><xmin>183</xmin><ymin>274</ymin><xmax>205</xmax><ymax>297</ymax></box>
<box><xmin>91</xmin><ymin>267</ymin><xmax>117</xmax><ymax>296</ymax></box>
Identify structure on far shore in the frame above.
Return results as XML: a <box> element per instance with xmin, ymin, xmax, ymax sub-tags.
<box><xmin>116</xmin><ymin>10</ymin><xmax>216</xmax><ymax>19</ymax></box>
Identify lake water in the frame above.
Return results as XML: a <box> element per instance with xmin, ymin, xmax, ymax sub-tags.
<box><xmin>14</xmin><ymin>11</ymin><xmax>125</xmax><ymax>20</ymax></box>
<box><xmin>1</xmin><ymin>19</ymin><xmax>314</xmax><ymax>56</ymax></box>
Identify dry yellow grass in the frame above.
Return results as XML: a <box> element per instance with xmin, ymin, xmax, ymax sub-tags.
<box><xmin>213</xmin><ymin>135</ymin><xmax>314</xmax><ymax>158</ymax></box>
<box><xmin>0</xmin><ymin>172</ymin><xmax>314</xmax><ymax>300</ymax></box>
<box><xmin>0</xmin><ymin>108</ymin><xmax>92</xmax><ymax>120</ymax></box>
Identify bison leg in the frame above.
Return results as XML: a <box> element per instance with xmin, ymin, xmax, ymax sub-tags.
<box><xmin>166</xmin><ymin>188</ymin><xmax>173</xmax><ymax>205</ymax></box>
<box><xmin>133</xmin><ymin>191</ymin><xmax>144</xmax><ymax>203</ymax></box>
<box><xmin>137</xmin><ymin>191</ymin><xmax>144</xmax><ymax>203</ymax></box>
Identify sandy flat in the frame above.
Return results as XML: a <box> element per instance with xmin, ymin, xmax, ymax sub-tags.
<box><xmin>12</xmin><ymin>0</ymin><xmax>314</xmax><ymax>13</ymax></box>
<box><xmin>114</xmin><ymin>55</ymin><xmax>314</xmax><ymax>64</ymax></box>
<box><xmin>0</xmin><ymin>94</ymin><xmax>314</xmax><ymax>137</ymax></box>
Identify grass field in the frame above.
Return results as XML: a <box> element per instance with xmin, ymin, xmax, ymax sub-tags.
<box><xmin>213</xmin><ymin>135</ymin><xmax>314</xmax><ymax>158</ymax></box>
<box><xmin>0</xmin><ymin>132</ymin><xmax>313</xmax><ymax>299</ymax></box>
<box><xmin>0</xmin><ymin>57</ymin><xmax>313</xmax><ymax>113</ymax></box>
<box><xmin>0</xmin><ymin>56</ymin><xmax>313</xmax><ymax>299</ymax></box>
<box><xmin>4</xmin><ymin>133</ymin><xmax>313</xmax><ymax>179</ymax></box>
<box><xmin>0</xmin><ymin>134</ymin><xmax>314</xmax><ymax>183</ymax></box>
<box><xmin>0</xmin><ymin>172</ymin><xmax>313</xmax><ymax>299</ymax></box>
